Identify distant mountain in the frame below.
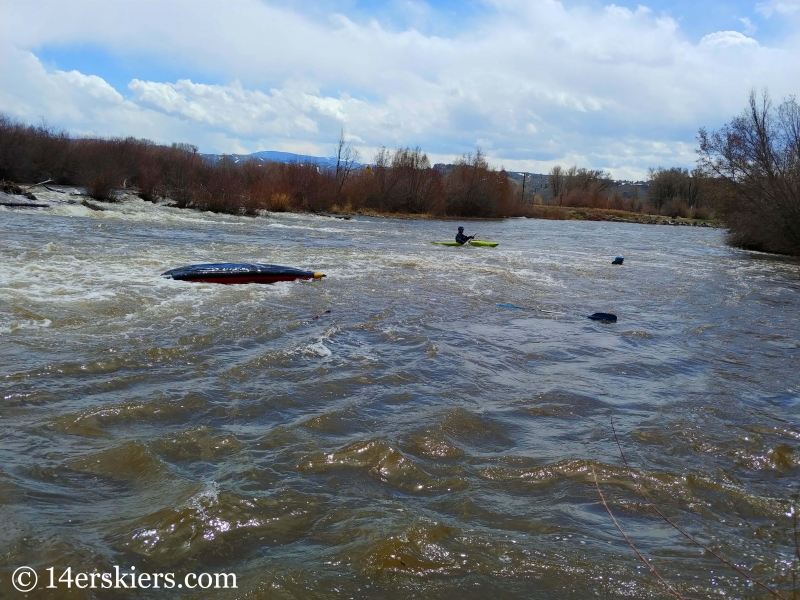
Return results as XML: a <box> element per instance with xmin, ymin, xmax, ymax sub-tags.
<box><xmin>199</xmin><ymin>150</ymin><xmax>362</xmax><ymax>169</ymax></box>
<box><xmin>249</xmin><ymin>151</ymin><xmax>349</xmax><ymax>169</ymax></box>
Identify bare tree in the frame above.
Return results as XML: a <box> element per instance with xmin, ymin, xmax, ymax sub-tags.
<box><xmin>334</xmin><ymin>129</ymin><xmax>360</xmax><ymax>198</ymax></box>
<box><xmin>549</xmin><ymin>165</ymin><xmax>564</xmax><ymax>204</ymax></box>
<box><xmin>445</xmin><ymin>148</ymin><xmax>510</xmax><ymax>216</ymax></box>
<box><xmin>563</xmin><ymin>165</ymin><xmax>578</xmax><ymax>196</ymax></box>
<box><xmin>566</xmin><ymin>166</ymin><xmax>610</xmax><ymax>195</ymax></box>
<box><xmin>390</xmin><ymin>146</ymin><xmax>435</xmax><ymax>213</ymax></box>
<box><xmin>647</xmin><ymin>167</ymin><xmax>703</xmax><ymax>210</ymax></box>
<box><xmin>551</xmin><ymin>164</ymin><xmax>610</xmax><ymax>206</ymax></box>
<box><xmin>371</xmin><ymin>146</ymin><xmax>398</xmax><ymax>207</ymax></box>
<box><xmin>698</xmin><ymin>89</ymin><xmax>800</xmax><ymax>255</ymax></box>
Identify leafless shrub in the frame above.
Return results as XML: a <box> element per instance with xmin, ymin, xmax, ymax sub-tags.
<box><xmin>75</xmin><ymin>136</ymin><xmax>155</xmax><ymax>201</ymax></box>
<box><xmin>130</xmin><ymin>140</ymin><xmax>163</xmax><ymax>202</ymax></box>
<box><xmin>698</xmin><ymin>89</ymin><xmax>800</xmax><ymax>255</ymax></box>
<box><xmin>606</xmin><ymin>191</ymin><xmax>643</xmax><ymax>213</ymax></box>
<box><xmin>660</xmin><ymin>199</ymin><xmax>691</xmax><ymax>218</ymax></box>
<box><xmin>195</xmin><ymin>156</ymin><xmax>246</xmax><ymax>213</ymax></box>
<box><xmin>267</xmin><ymin>193</ymin><xmax>291</xmax><ymax>212</ymax></box>
<box><xmin>0</xmin><ymin>115</ymin><xmax>75</xmax><ymax>184</ymax></box>
<box><xmin>281</xmin><ymin>161</ymin><xmax>333</xmax><ymax>212</ymax></box>
<box><xmin>642</xmin><ymin>205</ymin><xmax>660</xmax><ymax>216</ymax></box>
<box><xmin>445</xmin><ymin>148</ymin><xmax>513</xmax><ymax>217</ymax></box>
<box><xmin>648</xmin><ymin>167</ymin><xmax>704</xmax><ymax>210</ymax></box>
<box><xmin>74</xmin><ymin>140</ymin><xmax>127</xmax><ymax>201</ymax></box>
<box><xmin>162</xmin><ymin>144</ymin><xmax>201</xmax><ymax>208</ymax></box>
<box><xmin>82</xmin><ymin>172</ymin><xmax>120</xmax><ymax>201</ymax></box>
<box><xmin>548</xmin><ymin>164</ymin><xmax>611</xmax><ymax>208</ymax></box>
<box><xmin>521</xmin><ymin>205</ymin><xmax>569</xmax><ymax>220</ymax></box>
<box><xmin>136</xmin><ymin>158</ymin><xmax>163</xmax><ymax>202</ymax></box>
<box><xmin>372</xmin><ymin>147</ymin><xmax>442</xmax><ymax>213</ymax></box>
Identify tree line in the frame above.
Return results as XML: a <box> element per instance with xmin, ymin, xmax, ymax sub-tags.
<box><xmin>543</xmin><ymin>86</ymin><xmax>800</xmax><ymax>252</ymax></box>
<box><xmin>0</xmin><ymin>119</ymin><xmax>516</xmax><ymax>218</ymax></box>
<box><xmin>3</xmin><ymin>90</ymin><xmax>797</xmax><ymax>256</ymax></box>
<box><xmin>0</xmin><ymin>113</ymin><xmax>713</xmax><ymax>221</ymax></box>
<box><xmin>545</xmin><ymin>164</ymin><xmax>713</xmax><ymax>219</ymax></box>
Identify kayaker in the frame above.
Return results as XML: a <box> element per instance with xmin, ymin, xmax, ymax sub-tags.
<box><xmin>455</xmin><ymin>226</ymin><xmax>474</xmax><ymax>245</ymax></box>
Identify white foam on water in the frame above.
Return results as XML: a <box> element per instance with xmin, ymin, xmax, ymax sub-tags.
<box><xmin>186</xmin><ymin>481</ymin><xmax>220</xmax><ymax>520</ymax></box>
<box><xmin>304</xmin><ymin>341</ymin><xmax>333</xmax><ymax>357</ymax></box>
<box><xmin>265</xmin><ymin>222</ymin><xmax>365</xmax><ymax>234</ymax></box>
<box><xmin>297</xmin><ymin>326</ymin><xmax>340</xmax><ymax>358</ymax></box>
<box><xmin>0</xmin><ymin>318</ymin><xmax>52</xmax><ymax>334</ymax></box>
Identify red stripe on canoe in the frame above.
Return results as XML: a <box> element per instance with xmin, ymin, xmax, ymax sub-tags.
<box><xmin>179</xmin><ymin>275</ymin><xmax>317</xmax><ymax>284</ymax></box>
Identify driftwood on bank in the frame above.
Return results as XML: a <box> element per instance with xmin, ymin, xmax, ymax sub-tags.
<box><xmin>81</xmin><ymin>199</ymin><xmax>105</xmax><ymax>211</ymax></box>
<box><xmin>0</xmin><ymin>190</ymin><xmax>49</xmax><ymax>208</ymax></box>
<box><xmin>23</xmin><ymin>178</ymin><xmax>53</xmax><ymax>190</ymax></box>
<box><xmin>0</xmin><ymin>200</ymin><xmax>50</xmax><ymax>208</ymax></box>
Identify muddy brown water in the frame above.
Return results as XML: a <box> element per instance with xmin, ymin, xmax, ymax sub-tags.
<box><xmin>2</xmin><ymin>195</ymin><xmax>799</xmax><ymax>598</ymax></box>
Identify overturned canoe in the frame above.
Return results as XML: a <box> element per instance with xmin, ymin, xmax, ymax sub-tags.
<box><xmin>162</xmin><ymin>263</ymin><xmax>325</xmax><ymax>284</ymax></box>
<box><xmin>431</xmin><ymin>240</ymin><xmax>499</xmax><ymax>247</ymax></box>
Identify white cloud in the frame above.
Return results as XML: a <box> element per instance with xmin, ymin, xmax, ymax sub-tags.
<box><xmin>0</xmin><ymin>0</ymin><xmax>797</xmax><ymax>178</ymax></box>
<box><xmin>699</xmin><ymin>31</ymin><xmax>760</xmax><ymax>50</ymax></box>
<box><xmin>0</xmin><ymin>47</ymin><xmax>128</xmax><ymax>124</ymax></box>
<box><xmin>739</xmin><ymin>17</ymin><xmax>758</xmax><ymax>35</ymax></box>
<box><xmin>755</xmin><ymin>0</ymin><xmax>800</xmax><ymax>18</ymax></box>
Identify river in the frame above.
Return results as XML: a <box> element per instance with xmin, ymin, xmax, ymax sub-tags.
<box><xmin>2</xmin><ymin>193</ymin><xmax>799</xmax><ymax>599</ymax></box>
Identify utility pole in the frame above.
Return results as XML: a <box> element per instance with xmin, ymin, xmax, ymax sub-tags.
<box><xmin>521</xmin><ymin>173</ymin><xmax>526</xmax><ymax>203</ymax></box>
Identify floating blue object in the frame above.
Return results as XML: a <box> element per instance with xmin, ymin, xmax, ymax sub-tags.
<box><xmin>588</xmin><ymin>312</ymin><xmax>617</xmax><ymax>323</ymax></box>
<box><xmin>496</xmin><ymin>303</ymin><xmax>524</xmax><ymax>310</ymax></box>
<box><xmin>612</xmin><ymin>256</ymin><xmax>624</xmax><ymax>265</ymax></box>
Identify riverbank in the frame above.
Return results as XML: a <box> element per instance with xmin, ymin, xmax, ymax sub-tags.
<box><xmin>320</xmin><ymin>202</ymin><xmax>723</xmax><ymax>227</ymax></box>
<box><xmin>3</xmin><ymin>182</ymin><xmax>723</xmax><ymax>228</ymax></box>
<box><xmin>521</xmin><ymin>204</ymin><xmax>724</xmax><ymax>227</ymax></box>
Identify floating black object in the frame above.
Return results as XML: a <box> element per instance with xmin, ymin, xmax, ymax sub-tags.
<box><xmin>162</xmin><ymin>263</ymin><xmax>325</xmax><ymax>284</ymax></box>
<box><xmin>612</xmin><ymin>256</ymin><xmax>624</xmax><ymax>265</ymax></box>
<box><xmin>588</xmin><ymin>312</ymin><xmax>617</xmax><ymax>323</ymax></box>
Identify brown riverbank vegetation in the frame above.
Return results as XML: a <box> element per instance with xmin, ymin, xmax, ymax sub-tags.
<box><xmin>698</xmin><ymin>89</ymin><xmax>800</xmax><ymax>256</ymax></box>
<box><xmin>1</xmin><ymin>113</ymin><xmax>722</xmax><ymax>228</ymax></box>
<box><xmin>0</xmin><ymin>117</ymin><xmax>517</xmax><ymax>218</ymax></box>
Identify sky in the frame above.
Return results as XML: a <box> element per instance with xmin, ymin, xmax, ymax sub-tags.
<box><xmin>1</xmin><ymin>0</ymin><xmax>798</xmax><ymax>179</ymax></box>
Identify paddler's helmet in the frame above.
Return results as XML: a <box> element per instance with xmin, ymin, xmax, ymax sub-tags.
<box><xmin>458</xmin><ymin>226</ymin><xmax>464</xmax><ymax>231</ymax></box>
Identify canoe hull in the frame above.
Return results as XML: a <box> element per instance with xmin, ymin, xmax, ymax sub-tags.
<box><xmin>162</xmin><ymin>263</ymin><xmax>324</xmax><ymax>284</ymax></box>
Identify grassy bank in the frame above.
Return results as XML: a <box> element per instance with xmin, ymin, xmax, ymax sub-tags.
<box><xmin>324</xmin><ymin>202</ymin><xmax>723</xmax><ymax>227</ymax></box>
<box><xmin>519</xmin><ymin>205</ymin><xmax>723</xmax><ymax>227</ymax></box>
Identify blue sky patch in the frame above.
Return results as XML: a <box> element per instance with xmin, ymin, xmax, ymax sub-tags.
<box><xmin>35</xmin><ymin>44</ymin><xmax>224</xmax><ymax>96</ymax></box>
